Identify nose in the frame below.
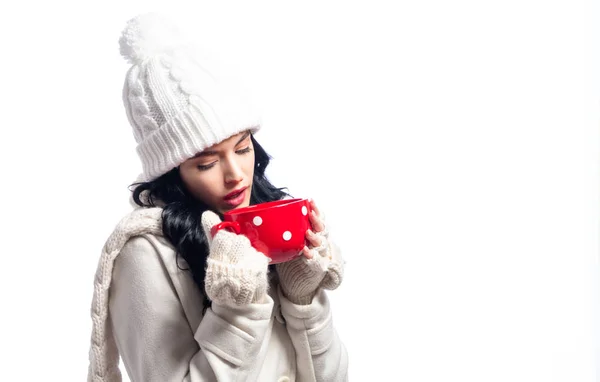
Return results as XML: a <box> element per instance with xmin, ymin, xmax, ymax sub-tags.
<box><xmin>223</xmin><ymin>156</ymin><xmax>244</xmax><ymax>185</ymax></box>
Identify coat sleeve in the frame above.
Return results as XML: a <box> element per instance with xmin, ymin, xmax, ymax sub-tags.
<box><xmin>278</xmin><ymin>287</ymin><xmax>349</xmax><ymax>382</ymax></box>
<box><xmin>109</xmin><ymin>235</ymin><xmax>274</xmax><ymax>382</ymax></box>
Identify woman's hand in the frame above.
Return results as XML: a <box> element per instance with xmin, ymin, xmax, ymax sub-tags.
<box><xmin>276</xmin><ymin>199</ymin><xmax>344</xmax><ymax>305</ymax></box>
<box><xmin>300</xmin><ymin>199</ymin><xmax>331</xmax><ymax>260</ymax></box>
<box><xmin>201</xmin><ymin>210</ymin><xmax>270</xmax><ymax>306</ymax></box>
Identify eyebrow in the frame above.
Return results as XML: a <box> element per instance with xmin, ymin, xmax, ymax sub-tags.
<box><xmin>193</xmin><ymin>131</ymin><xmax>251</xmax><ymax>158</ymax></box>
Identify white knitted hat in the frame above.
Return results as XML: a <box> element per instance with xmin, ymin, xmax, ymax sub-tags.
<box><xmin>120</xmin><ymin>12</ymin><xmax>262</xmax><ymax>182</ymax></box>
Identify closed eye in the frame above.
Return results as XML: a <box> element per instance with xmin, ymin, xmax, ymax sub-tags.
<box><xmin>197</xmin><ymin>147</ymin><xmax>251</xmax><ymax>171</ymax></box>
<box><xmin>197</xmin><ymin>162</ymin><xmax>216</xmax><ymax>171</ymax></box>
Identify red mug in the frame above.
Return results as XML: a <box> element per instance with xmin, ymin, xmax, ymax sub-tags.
<box><xmin>210</xmin><ymin>198</ymin><xmax>311</xmax><ymax>264</ymax></box>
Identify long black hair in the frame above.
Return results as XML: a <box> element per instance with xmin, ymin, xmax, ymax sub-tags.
<box><xmin>129</xmin><ymin>134</ymin><xmax>289</xmax><ymax>312</ymax></box>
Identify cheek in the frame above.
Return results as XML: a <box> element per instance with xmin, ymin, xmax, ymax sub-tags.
<box><xmin>181</xmin><ymin>169</ymin><xmax>218</xmax><ymax>201</ymax></box>
<box><xmin>244</xmin><ymin>153</ymin><xmax>256</xmax><ymax>176</ymax></box>
<box><xmin>193</xmin><ymin>175</ymin><xmax>220</xmax><ymax>199</ymax></box>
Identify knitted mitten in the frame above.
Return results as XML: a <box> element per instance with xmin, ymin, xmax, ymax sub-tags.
<box><xmin>276</xmin><ymin>230</ymin><xmax>344</xmax><ymax>305</ymax></box>
<box><xmin>201</xmin><ymin>210</ymin><xmax>270</xmax><ymax>305</ymax></box>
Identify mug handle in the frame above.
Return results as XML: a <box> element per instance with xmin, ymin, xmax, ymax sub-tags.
<box><xmin>210</xmin><ymin>221</ymin><xmax>241</xmax><ymax>237</ymax></box>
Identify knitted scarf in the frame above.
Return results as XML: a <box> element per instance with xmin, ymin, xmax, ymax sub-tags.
<box><xmin>87</xmin><ymin>207</ymin><xmax>163</xmax><ymax>382</ymax></box>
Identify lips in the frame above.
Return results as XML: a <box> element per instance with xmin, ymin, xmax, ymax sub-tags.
<box><xmin>224</xmin><ymin>187</ymin><xmax>247</xmax><ymax>200</ymax></box>
<box><xmin>222</xmin><ymin>187</ymin><xmax>247</xmax><ymax>208</ymax></box>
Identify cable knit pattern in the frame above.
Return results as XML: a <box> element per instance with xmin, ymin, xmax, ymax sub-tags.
<box><xmin>88</xmin><ymin>207</ymin><xmax>164</xmax><ymax>382</ymax></box>
<box><xmin>201</xmin><ymin>210</ymin><xmax>270</xmax><ymax>306</ymax></box>
<box><xmin>204</xmin><ymin>259</ymin><xmax>269</xmax><ymax>306</ymax></box>
<box><xmin>277</xmin><ymin>233</ymin><xmax>345</xmax><ymax>305</ymax></box>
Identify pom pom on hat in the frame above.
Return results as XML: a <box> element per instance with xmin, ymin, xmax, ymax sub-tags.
<box><xmin>119</xmin><ymin>12</ymin><xmax>186</xmax><ymax>65</ymax></box>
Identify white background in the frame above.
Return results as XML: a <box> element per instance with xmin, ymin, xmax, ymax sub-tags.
<box><xmin>0</xmin><ymin>0</ymin><xmax>597</xmax><ymax>381</ymax></box>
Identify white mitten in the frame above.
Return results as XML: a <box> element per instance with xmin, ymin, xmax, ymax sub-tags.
<box><xmin>276</xmin><ymin>230</ymin><xmax>344</xmax><ymax>305</ymax></box>
<box><xmin>201</xmin><ymin>210</ymin><xmax>270</xmax><ymax>305</ymax></box>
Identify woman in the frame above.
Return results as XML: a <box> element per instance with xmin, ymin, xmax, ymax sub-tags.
<box><xmin>88</xmin><ymin>12</ymin><xmax>348</xmax><ymax>382</ymax></box>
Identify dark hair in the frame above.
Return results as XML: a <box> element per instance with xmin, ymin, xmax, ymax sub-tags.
<box><xmin>129</xmin><ymin>134</ymin><xmax>289</xmax><ymax>312</ymax></box>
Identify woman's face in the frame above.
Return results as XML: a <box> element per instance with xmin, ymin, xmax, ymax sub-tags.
<box><xmin>179</xmin><ymin>130</ymin><xmax>255</xmax><ymax>214</ymax></box>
